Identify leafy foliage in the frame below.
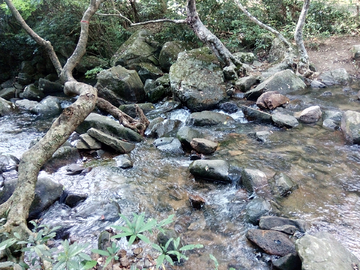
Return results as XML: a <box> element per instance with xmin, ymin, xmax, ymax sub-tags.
<box><xmin>92</xmin><ymin>242</ymin><xmax>120</xmax><ymax>268</ymax></box>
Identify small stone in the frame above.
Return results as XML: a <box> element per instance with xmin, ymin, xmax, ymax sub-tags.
<box><xmin>294</xmin><ymin>105</ymin><xmax>322</xmax><ymax>123</ymax></box>
<box><xmin>188</xmin><ymin>194</ymin><xmax>206</xmax><ymax>210</ymax></box>
<box><xmin>190</xmin><ymin>138</ymin><xmax>218</xmax><ymax>155</ymax></box>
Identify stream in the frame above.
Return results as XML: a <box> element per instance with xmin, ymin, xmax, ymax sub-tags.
<box><xmin>1</xmin><ymin>82</ymin><xmax>360</xmax><ymax>269</ymax></box>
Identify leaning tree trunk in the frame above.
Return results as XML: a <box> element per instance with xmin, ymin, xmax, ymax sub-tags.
<box><xmin>294</xmin><ymin>0</ymin><xmax>312</xmax><ymax>76</ymax></box>
<box><xmin>186</xmin><ymin>0</ymin><xmax>241</xmax><ymax>68</ymax></box>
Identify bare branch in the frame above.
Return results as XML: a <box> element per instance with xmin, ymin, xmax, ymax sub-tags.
<box><xmin>131</xmin><ymin>18</ymin><xmax>187</xmax><ymax>26</ymax></box>
<box><xmin>96</xmin><ymin>12</ymin><xmax>134</xmax><ymax>24</ymax></box>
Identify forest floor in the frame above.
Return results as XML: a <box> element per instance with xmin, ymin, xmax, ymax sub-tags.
<box><xmin>306</xmin><ymin>35</ymin><xmax>360</xmax><ymax>78</ymax></box>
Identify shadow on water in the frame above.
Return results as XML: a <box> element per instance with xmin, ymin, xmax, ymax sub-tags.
<box><xmin>1</xmin><ymin>82</ymin><xmax>360</xmax><ymax>269</ymax></box>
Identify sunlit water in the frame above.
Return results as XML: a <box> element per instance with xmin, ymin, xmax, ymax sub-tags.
<box><xmin>1</xmin><ymin>82</ymin><xmax>360</xmax><ymax>269</ymax></box>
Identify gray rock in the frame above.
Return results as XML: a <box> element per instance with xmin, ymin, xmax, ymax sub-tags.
<box><xmin>223</xmin><ymin>65</ymin><xmax>238</xmax><ymax>81</ymax></box>
<box><xmin>246</xmin><ymin>229</ymin><xmax>296</xmax><ymax>256</ymax></box>
<box><xmin>0</xmin><ymin>87</ymin><xmax>16</xmax><ymax>100</ymax></box>
<box><xmin>268</xmin><ymin>38</ymin><xmax>288</xmax><ymax>63</ymax></box>
<box><xmin>87</xmin><ymin>128</ymin><xmax>135</xmax><ymax>154</ymax></box>
<box><xmin>190</xmin><ymin>138</ymin><xmax>218</xmax><ymax>155</ymax></box>
<box><xmin>244</xmin><ymin>70</ymin><xmax>306</xmax><ymax>101</ymax></box>
<box><xmin>318</xmin><ymin>68</ymin><xmax>350</xmax><ymax>86</ymax></box>
<box><xmin>0</xmin><ymin>175</ymin><xmax>63</xmax><ymax>219</ymax></box>
<box><xmin>119</xmin><ymin>103</ymin><xmax>155</xmax><ymax>118</ymax></box>
<box><xmin>322</xmin><ymin>110</ymin><xmax>342</xmax><ymax>130</ymax></box>
<box><xmin>187</xmin><ymin>111</ymin><xmax>234</xmax><ymax>126</ymax></box>
<box><xmin>153</xmin><ymin>137</ymin><xmax>184</xmax><ymax>155</ymax></box>
<box><xmin>147</xmin><ymin>118</ymin><xmax>182</xmax><ymax>138</ymax></box>
<box><xmin>341</xmin><ymin>110</ymin><xmax>360</xmax><ymax>144</ymax></box>
<box><xmin>176</xmin><ymin>126</ymin><xmax>202</xmax><ymax>148</ymax></box>
<box><xmin>235</xmin><ymin>75</ymin><xmax>259</xmax><ymax>92</ymax></box>
<box><xmin>76</xmin><ymin>113</ymin><xmax>142</xmax><ymax>142</ymax></box>
<box><xmin>159</xmin><ymin>40</ymin><xmax>192</xmax><ymax>72</ymax></box>
<box><xmin>241</xmin><ymin>106</ymin><xmax>273</xmax><ymax>123</ymax></box>
<box><xmin>144</xmin><ymin>78</ymin><xmax>171</xmax><ymax>103</ymax></box>
<box><xmin>352</xmin><ymin>44</ymin><xmax>360</xmax><ymax>60</ymax></box>
<box><xmin>76</xmin><ymin>133</ymin><xmax>102</xmax><ymax>150</ymax></box>
<box><xmin>135</xmin><ymin>62</ymin><xmax>164</xmax><ymax>83</ymax></box>
<box><xmin>233</xmin><ymin>52</ymin><xmax>256</xmax><ymax>64</ymax></box>
<box><xmin>31</xmin><ymin>96</ymin><xmax>62</xmax><ymax>117</ymax></box>
<box><xmin>296</xmin><ymin>232</ymin><xmax>360</xmax><ymax>270</ymax></box>
<box><xmin>0</xmin><ymin>154</ymin><xmax>19</xmax><ymax>172</ymax></box>
<box><xmin>95</xmin><ymin>65</ymin><xmax>145</xmax><ymax>105</ymax></box>
<box><xmin>17</xmin><ymin>72</ymin><xmax>33</xmax><ymax>85</ymax></box>
<box><xmin>111</xmin><ymin>29</ymin><xmax>159</xmax><ymax>67</ymax></box>
<box><xmin>0</xmin><ymin>97</ymin><xmax>15</xmax><ymax>116</ymax></box>
<box><xmin>170</xmin><ymin>47</ymin><xmax>227</xmax><ymax>111</ymax></box>
<box><xmin>272</xmin><ymin>253</ymin><xmax>302</xmax><ymax>270</ymax></box>
<box><xmin>294</xmin><ymin>105</ymin><xmax>322</xmax><ymax>123</ymax></box>
<box><xmin>245</xmin><ymin>197</ymin><xmax>272</xmax><ymax>224</ymax></box>
<box><xmin>65</xmin><ymin>192</ymin><xmax>88</xmax><ymax>208</ymax></box>
<box><xmin>256</xmin><ymin>91</ymin><xmax>289</xmax><ymax>110</ymax></box>
<box><xmin>20</xmin><ymin>84</ymin><xmax>45</xmax><ymax>101</ymax></box>
<box><xmin>65</xmin><ymin>164</ymin><xmax>85</xmax><ymax>175</ymax></box>
<box><xmin>310</xmin><ymin>79</ymin><xmax>327</xmax><ymax>88</ymax></box>
<box><xmin>114</xmin><ymin>154</ymin><xmax>133</xmax><ymax>169</ymax></box>
<box><xmin>14</xmin><ymin>99</ymin><xmax>39</xmax><ymax>112</ymax></box>
<box><xmin>259</xmin><ymin>216</ymin><xmax>307</xmax><ymax>233</ymax></box>
<box><xmin>76</xmin><ymin>55</ymin><xmax>108</xmax><ymax>74</ymax></box>
<box><xmin>74</xmin><ymin>197</ymin><xmax>120</xmax><ymax>222</ymax></box>
<box><xmin>269</xmin><ymin>172</ymin><xmax>298</xmax><ymax>199</ymax></box>
<box><xmin>189</xmin><ymin>159</ymin><xmax>231</xmax><ymax>182</ymax></box>
<box><xmin>272</xmin><ymin>112</ymin><xmax>299</xmax><ymax>128</ymax></box>
<box><xmin>242</xmin><ymin>168</ymin><xmax>268</xmax><ymax>194</ymax></box>
<box><xmin>255</xmin><ymin>131</ymin><xmax>272</xmax><ymax>142</ymax></box>
<box><xmin>38</xmin><ymin>78</ymin><xmax>64</xmax><ymax>94</ymax></box>
<box><xmin>43</xmin><ymin>146</ymin><xmax>81</xmax><ymax>172</ymax></box>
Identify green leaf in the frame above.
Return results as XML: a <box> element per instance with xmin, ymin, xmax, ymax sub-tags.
<box><xmin>137</xmin><ymin>233</ymin><xmax>151</xmax><ymax>244</ymax></box>
<box><xmin>164</xmin><ymin>238</ymin><xmax>174</xmax><ymax>251</ymax></box>
<box><xmin>165</xmin><ymin>254</ymin><xmax>174</xmax><ymax>265</ymax></box>
<box><xmin>112</xmin><ymin>232</ymin><xmax>132</xmax><ymax>239</ymax></box>
<box><xmin>138</xmin><ymin>219</ymin><xmax>157</xmax><ymax>233</ymax></box>
<box><xmin>0</xmin><ymin>262</ymin><xmax>14</xmax><ymax>267</ymax></box>
<box><xmin>173</xmin><ymin>237</ymin><xmax>180</xmax><ymax>250</ymax></box>
<box><xmin>119</xmin><ymin>214</ymin><xmax>133</xmax><ymax>228</ymax></box>
<box><xmin>156</xmin><ymin>254</ymin><xmax>165</xmax><ymax>268</ymax></box>
<box><xmin>180</xmin><ymin>244</ymin><xmax>204</xmax><ymax>251</ymax></box>
<box><xmin>134</xmin><ymin>213</ymin><xmax>144</xmax><ymax>233</ymax></box>
<box><xmin>83</xmin><ymin>260</ymin><xmax>98</xmax><ymax>269</ymax></box>
<box><xmin>104</xmin><ymin>256</ymin><xmax>113</xmax><ymax>267</ymax></box>
<box><xmin>157</xmin><ymin>214</ymin><xmax>175</xmax><ymax>228</ymax></box>
<box><xmin>0</xmin><ymin>238</ymin><xmax>17</xmax><ymax>251</ymax></box>
<box><xmin>91</xmin><ymin>249</ymin><xmax>109</xmax><ymax>256</ymax></box>
<box><xmin>78</xmin><ymin>252</ymin><xmax>92</xmax><ymax>261</ymax></box>
<box><xmin>152</xmin><ymin>243</ymin><xmax>163</xmax><ymax>252</ymax></box>
<box><xmin>128</xmin><ymin>234</ymin><xmax>137</xmax><ymax>246</ymax></box>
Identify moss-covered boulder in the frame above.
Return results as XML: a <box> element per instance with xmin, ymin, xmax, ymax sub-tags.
<box><xmin>159</xmin><ymin>41</ymin><xmax>192</xmax><ymax>72</ymax></box>
<box><xmin>169</xmin><ymin>47</ymin><xmax>227</xmax><ymax>112</ymax></box>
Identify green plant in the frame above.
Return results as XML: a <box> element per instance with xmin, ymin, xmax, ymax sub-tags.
<box><xmin>209</xmin><ymin>254</ymin><xmax>236</xmax><ymax>270</ymax></box>
<box><xmin>85</xmin><ymin>67</ymin><xmax>104</xmax><ymax>79</ymax></box>
<box><xmin>92</xmin><ymin>241</ymin><xmax>120</xmax><ymax>268</ymax></box>
<box><xmin>112</xmin><ymin>213</ymin><xmax>174</xmax><ymax>246</ymax></box>
<box><xmin>152</xmin><ymin>237</ymin><xmax>203</xmax><ymax>269</ymax></box>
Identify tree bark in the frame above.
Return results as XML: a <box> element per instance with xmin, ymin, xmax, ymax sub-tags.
<box><xmin>294</xmin><ymin>0</ymin><xmax>312</xmax><ymax>76</ymax></box>
<box><xmin>186</xmin><ymin>0</ymin><xmax>241</xmax><ymax>68</ymax></box>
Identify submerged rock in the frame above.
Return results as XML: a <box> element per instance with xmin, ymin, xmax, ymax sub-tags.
<box><xmin>242</xmin><ymin>168</ymin><xmax>268</xmax><ymax>194</ymax></box>
<box><xmin>268</xmin><ymin>172</ymin><xmax>298</xmax><ymax>199</ymax></box>
<box><xmin>189</xmin><ymin>159</ymin><xmax>231</xmax><ymax>183</ymax></box>
<box><xmin>296</xmin><ymin>232</ymin><xmax>360</xmax><ymax>269</ymax></box>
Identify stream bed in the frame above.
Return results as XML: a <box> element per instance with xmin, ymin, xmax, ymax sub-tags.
<box><xmin>1</xmin><ymin>82</ymin><xmax>360</xmax><ymax>269</ymax></box>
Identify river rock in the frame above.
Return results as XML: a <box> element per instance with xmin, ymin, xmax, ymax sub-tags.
<box><xmin>31</xmin><ymin>96</ymin><xmax>62</xmax><ymax>118</ymax></box>
<box><xmin>170</xmin><ymin>47</ymin><xmax>227</xmax><ymax>111</ymax></box>
<box><xmin>269</xmin><ymin>172</ymin><xmax>298</xmax><ymax>199</ymax></box>
<box><xmin>187</xmin><ymin>111</ymin><xmax>234</xmax><ymax>126</ymax></box>
<box><xmin>144</xmin><ymin>76</ymin><xmax>171</xmax><ymax>103</ymax></box>
<box><xmin>322</xmin><ymin>110</ymin><xmax>342</xmax><ymax>130</ymax></box>
<box><xmin>244</xmin><ymin>70</ymin><xmax>306</xmax><ymax>101</ymax></box>
<box><xmin>246</xmin><ymin>229</ymin><xmax>296</xmax><ymax>256</ymax></box>
<box><xmin>119</xmin><ymin>103</ymin><xmax>155</xmax><ymax>118</ymax></box>
<box><xmin>241</xmin><ymin>105</ymin><xmax>273</xmax><ymax>123</ymax></box>
<box><xmin>341</xmin><ymin>110</ymin><xmax>360</xmax><ymax>144</ymax></box>
<box><xmin>218</xmin><ymin>102</ymin><xmax>238</xmax><ymax>113</ymax></box>
<box><xmin>190</xmin><ymin>138</ymin><xmax>218</xmax><ymax>155</ymax></box>
<box><xmin>235</xmin><ymin>75</ymin><xmax>259</xmax><ymax>92</ymax></box>
<box><xmin>0</xmin><ymin>87</ymin><xmax>16</xmax><ymax>100</ymax></box>
<box><xmin>176</xmin><ymin>126</ymin><xmax>202</xmax><ymax>148</ymax></box>
<box><xmin>159</xmin><ymin>40</ymin><xmax>192</xmax><ymax>72</ymax></box>
<box><xmin>87</xmin><ymin>128</ymin><xmax>135</xmax><ymax>154</ymax></box>
<box><xmin>14</xmin><ymin>99</ymin><xmax>39</xmax><ymax>112</ymax></box>
<box><xmin>318</xmin><ymin>68</ymin><xmax>350</xmax><ymax>86</ymax></box>
<box><xmin>43</xmin><ymin>145</ymin><xmax>81</xmax><ymax>172</ymax></box>
<box><xmin>153</xmin><ymin>137</ymin><xmax>184</xmax><ymax>155</ymax></box>
<box><xmin>0</xmin><ymin>154</ymin><xmax>19</xmax><ymax>173</ymax></box>
<box><xmin>95</xmin><ymin>65</ymin><xmax>145</xmax><ymax>106</ymax></box>
<box><xmin>189</xmin><ymin>159</ymin><xmax>231</xmax><ymax>183</ymax></box>
<box><xmin>76</xmin><ymin>113</ymin><xmax>143</xmax><ymax>142</ymax></box>
<box><xmin>38</xmin><ymin>78</ymin><xmax>64</xmax><ymax>95</ymax></box>
<box><xmin>20</xmin><ymin>84</ymin><xmax>45</xmax><ymax>101</ymax></box>
<box><xmin>76</xmin><ymin>55</ymin><xmax>108</xmax><ymax>74</ymax></box>
<box><xmin>272</xmin><ymin>112</ymin><xmax>299</xmax><ymax>128</ymax></box>
<box><xmin>255</xmin><ymin>131</ymin><xmax>272</xmax><ymax>142</ymax></box>
<box><xmin>256</xmin><ymin>91</ymin><xmax>289</xmax><ymax>110</ymax></box>
<box><xmin>76</xmin><ymin>133</ymin><xmax>102</xmax><ymax>150</ymax></box>
<box><xmin>0</xmin><ymin>97</ymin><xmax>15</xmax><ymax>116</ymax></box>
<box><xmin>268</xmin><ymin>38</ymin><xmax>288</xmax><ymax>63</ymax></box>
<box><xmin>146</xmin><ymin>118</ymin><xmax>182</xmax><ymax>138</ymax></box>
<box><xmin>259</xmin><ymin>216</ymin><xmax>307</xmax><ymax>233</ymax></box>
<box><xmin>64</xmin><ymin>192</ymin><xmax>88</xmax><ymax>208</ymax></box>
<box><xmin>242</xmin><ymin>168</ymin><xmax>268</xmax><ymax>194</ymax></box>
<box><xmin>272</xmin><ymin>253</ymin><xmax>302</xmax><ymax>270</ymax></box>
<box><xmin>0</xmin><ymin>175</ymin><xmax>63</xmax><ymax>219</ymax></box>
<box><xmin>294</xmin><ymin>105</ymin><xmax>322</xmax><ymax>123</ymax></box>
<box><xmin>65</xmin><ymin>164</ymin><xmax>85</xmax><ymax>175</ymax></box>
<box><xmin>245</xmin><ymin>197</ymin><xmax>272</xmax><ymax>224</ymax></box>
<box><xmin>74</xmin><ymin>197</ymin><xmax>120</xmax><ymax>222</ymax></box>
<box><xmin>352</xmin><ymin>44</ymin><xmax>360</xmax><ymax>59</ymax></box>
<box><xmin>17</xmin><ymin>72</ymin><xmax>32</xmax><ymax>85</ymax></box>
<box><xmin>114</xmin><ymin>154</ymin><xmax>133</xmax><ymax>169</ymax></box>
<box><xmin>310</xmin><ymin>79</ymin><xmax>327</xmax><ymax>88</ymax></box>
<box><xmin>111</xmin><ymin>29</ymin><xmax>159</xmax><ymax>67</ymax></box>
<box><xmin>188</xmin><ymin>194</ymin><xmax>206</xmax><ymax>209</ymax></box>
<box><xmin>134</xmin><ymin>62</ymin><xmax>163</xmax><ymax>83</ymax></box>
<box><xmin>296</xmin><ymin>232</ymin><xmax>360</xmax><ymax>269</ymax></box>
<box><xmin>233</xmin><ymin>52</ymin><xmax>256</xmax><ymax>64</ymax></box>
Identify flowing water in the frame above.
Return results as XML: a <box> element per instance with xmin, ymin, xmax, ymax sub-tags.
<box><xmin>1</xmin><ymin>82</ymin><xmax>360</xmax><ymax>269</ymax></box>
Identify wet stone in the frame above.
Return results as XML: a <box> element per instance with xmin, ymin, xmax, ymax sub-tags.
<box><xmin>272</xmin><ymin>253</ymin><xmax>302</xmax><ymax>270</ymax></box>
<box><xmin>66</xmin><ymin>164</ymin><xmax>85</xmax><ymax>175</ymax></box>
<box><xmin>259</xmin><ymin>216</ymin><xmax>307</xmax><ymax>233</ymax></box>
<box><xmin>256</xmin><ymin>91</ymin><xmax>289</xmax><ymax>110</ymax></box>
<box><xmin>245</xmin><ymin>197</ymin><xmax>272</xmax><ymax>225</ymax></box>
<box><xmin>269</xmin><ymin>172</ymin><xmax>298</xmax><ymax>199</ymax></box>
<box><xmin>246</xmin><ymin>229</ymin><xmax>296</xmax><ymax>256</ymax></box>
<box><xmin>65</xmin><ymin>193</ymin><xmax>88</xmax><ymax>208</ymax></box>
<box><xmin>241</xmin><ymin>168</ymin><xmax>268</xmax><ymax>194</ymax></box>
<box><xmin>114</xmin><ymin>154</ymin><xmax>133</xmax><ymax>169</ymax></box>
<box><xmin>272</xmin><ymin>112</ymin><xmax>299</xmax><ymax>128</ymax></box>
<box><xmin>153</xmin><ymin>137</ymin><xmax>184</xmax><ymax>155</ymax></box>
<box><xmin>189</xmin><ymin>159</ymin><xmax>231</xmax><ymax>183</ymax></box>
<box><xmin>190</xmin><ymin>138</ymin><xmax>218</xmax><ymax>155</ymax></box>
<box><xmin>188</xmin><ymin>194</ymin><xmax>206</xmax><ymax>210</ymax></box>
<box><xmin>294</xmin><ymin>105</ymin><xmax>322</xmax><ymax>123</ymax></box>
<box><xmin>241</xmin><ymin>106</ymin><xmax>272</xmax><ymax>123</ymax></box>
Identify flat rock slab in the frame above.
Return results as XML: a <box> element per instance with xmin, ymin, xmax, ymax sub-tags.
<box><xmin>88</xmin><ymin>128</ymin><xmax>135</xmax><ymax>154</ymax></box>
<box><xmin>187</xmin><ymin>111</ymin><xmax>234</xmax><ymax>126</ymax></box>
<box><xmin>246</xmin><ymin>229</ymin><xmax>296</xmax><ymax>256</ymax></box>
<box><xmin>259</xmin><ymin>216</ymin><xmax>307</xmax><ymax>233</ymax></box>
<box><xmin>272</xmin><ymin>112</ymin><xmax>299</xmax><ymax>128</ymax></box>
<box><xmin>296</xmin><ymin>232</ymin><xmax>360</xmax><ymax>270</ymax></box>
<box><xmin>189</xmin><ymin>159</ymin><xmax>230</xmax><ymax>182</ymax></box>
<box><xmin>190</xmin><ymin>138</ymin><xmax>218</xmax><ymax>155</ymax></box>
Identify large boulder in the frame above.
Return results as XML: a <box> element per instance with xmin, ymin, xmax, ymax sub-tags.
<box><xmin>159</xmin><ymin>41</ymin><xmax>192</xmax><ymax>72</ymax></box>
<box><xmin>76</xmin><ymin>113</ymin><xmax>142</xmax><ymax>142</ymax></box>
<box><xmin>0</xmin><ymin>87</ymin><xmax>16</xmax><ymax>100</ymax></box>
<box><xmin>95</xmin><ymin>65</ymin><xmax>145</xmax><ymax>106</ymax></box>
<box><xmin>169</xmin><ymin>47</ymin><xmax>227</xmax><ymax>111</ymax></box>
<box><xmin>341</xmin><ymin>110</ymin><xmax>360</xmax><ymax>144</ymax></box>
<box><xmin>296</xmin><ymin>232</ymin><xmax>360</xmax><ymax>269</ymax></box>
<box><xmin>111</xmin><ymin>29</ymin><xmax>160</xmax><ymax>67</ymax></box>
<box><xmin>318</xmin><ymin>68</ymin><xmax>350</xmax><ymax>86</ymax></box>
<box><xmin>31</xmin><ymin>96</ymin><xmax>63</xmax><ymax>118</ymax></box>
<box><xmin>76</xmin><ymin>55</ymin><xmax>108</xmax><ymax>74</ymax></box>
<box><xmin>20</xmin><ymin>84</ymin><xmax>45</xmax><ymax>101</ymax></box>
<box><xmin>244</xmin><ymin>70</ymin><xmax>306</xmax><ymax>101</ymax></box>
<box><xmin>144</xmin><ymin>75</ymin><xmax>171</xmax><ymax>103</ymax></box>
<box><xmin>189</xmin><ymin>159</ymin><xmax>231</xmax><ymax>183</ymax></box>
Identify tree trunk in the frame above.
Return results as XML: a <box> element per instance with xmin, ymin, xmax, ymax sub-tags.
<box><xmin>129</xmin><ymin>0</ymin><xmax>140</xmax><ymax>23</ymax></box>
<box><xmin>186</xmin><ymin>0</ymin><xmax>241</xmax><ymax>68</ymax></box>
<box><xmin>294</xmin><ymin>0</ymin><xmax>312</xmax><ymax>76</ymax></box>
